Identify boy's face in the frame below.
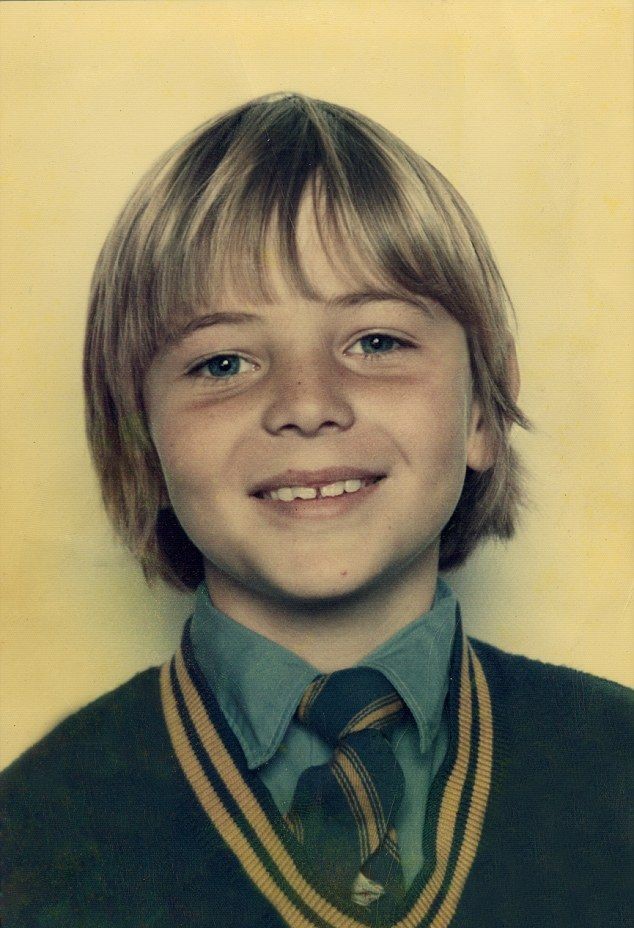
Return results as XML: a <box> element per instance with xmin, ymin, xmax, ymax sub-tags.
<box><xmin>143</xmin><ymin>203</ymin><xmax>492</xmax><ymax>606</ymax></box>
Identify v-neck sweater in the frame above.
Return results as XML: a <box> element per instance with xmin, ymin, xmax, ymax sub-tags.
<box><xmin>2</xmin><ymin>621</ymin><xmax>632</xmax><ymax>927</ymax></box>
<box><xmin>189</xmin><ymin>580</ymin><xmax>457</xmax><ymax>888</ymax></box>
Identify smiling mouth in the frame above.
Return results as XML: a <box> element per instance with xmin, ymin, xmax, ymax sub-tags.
<box><xmin>255</xmin><ymin>476</ymin><xmax>384</xmax><ymax>501</ymax></box>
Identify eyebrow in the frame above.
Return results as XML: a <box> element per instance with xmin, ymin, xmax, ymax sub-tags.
<box><xmin>167</xmin><ymin>291</ymin><xmax>435</xmax><ymax>345</ymax></box>
<box><xmin>167</xmin><ymin>312</ymin><xmax>261</xmax><ymax>344</ymax></box>
<box><xmin>327</xmin><ymin>290</ymin><xmax>436</xmax><ymax>317</ymax></box>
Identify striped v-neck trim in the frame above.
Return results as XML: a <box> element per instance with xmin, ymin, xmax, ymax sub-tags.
<box><xmin>160</xmin><ymin>618</ymin><xmax>493</xmax><ymax>928</ymax></box>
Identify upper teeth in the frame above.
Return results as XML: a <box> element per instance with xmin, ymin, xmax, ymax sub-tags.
<box><xmin>267</xmin><ymin>479</ymin><xmax>367</xmax><ymax>501</ymax></box>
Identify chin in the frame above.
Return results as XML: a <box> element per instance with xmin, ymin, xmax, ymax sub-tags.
<box><xmin>254</xmin><ymin>564</ymin><xmax>379</xmax><ymax>608</ymax></box>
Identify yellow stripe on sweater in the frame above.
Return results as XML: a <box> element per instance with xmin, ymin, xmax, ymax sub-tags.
<box><xmin>160</xmin><ymin>631</ymin><xmax>491</xmax><ymax>928</ymax></box>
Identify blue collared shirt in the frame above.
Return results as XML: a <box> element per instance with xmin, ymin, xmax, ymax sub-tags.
<box><xmin>190</xmin><ymin>579</ymin><xmax>457</xmax><ymax>887</ymax></box>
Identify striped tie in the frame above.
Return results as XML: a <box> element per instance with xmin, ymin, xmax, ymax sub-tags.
<box><xmin>286</xmin><ymin>667</ymin><xmax>407</xmax><ymax>908</ymax></box>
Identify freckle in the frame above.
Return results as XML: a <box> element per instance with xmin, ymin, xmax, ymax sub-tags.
<box><xmin>340</xmin><ymin>570</ymin><xmax>348</xmax><ymax>576</ymax></box>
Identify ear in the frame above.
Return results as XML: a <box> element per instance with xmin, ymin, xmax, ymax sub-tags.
<box><xmin>466</xmin><ymin>336</ymin><xmax>520</xmax><ymax>472</ymax></box>
<box><xmin>466</xmin><ymin>398</ymin><xmax>495</xmax><ymax>472</ymax></box>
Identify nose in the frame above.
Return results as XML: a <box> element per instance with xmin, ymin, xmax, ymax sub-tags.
<box><xmin>262</xmin><ymin>355</ymin><xmax>355</xmax><ymax>437</ymax></box>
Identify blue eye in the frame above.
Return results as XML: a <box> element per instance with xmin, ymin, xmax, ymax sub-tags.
<box><xmin>349</xmin><ymin>333</ymin><xmax>404</xmax><ymax>355</ymax></box>
<box><xmin>194</xmin><ymin>354</ymin><xmax>252</xmax><ymax>378</ymax></box>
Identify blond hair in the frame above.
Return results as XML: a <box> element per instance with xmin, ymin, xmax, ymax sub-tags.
<box><xmin>84</xmin><ymin>92</ymin><xmax>529</xmax><ymax>591</ymax></box>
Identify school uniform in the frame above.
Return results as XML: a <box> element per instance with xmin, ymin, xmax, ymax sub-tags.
<box><xmin>2</xmin><ymin>582</ymin><xmax>632</xmax><ymax>927</ymax></box>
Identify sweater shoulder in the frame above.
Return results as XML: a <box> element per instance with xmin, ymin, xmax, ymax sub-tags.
<box><xmin>469</xmin><ymin>636</ymin><xmax>633</xmax><ymax>705</ymax></box>
<box><xmin>1</xmin><ymin>666</ymin><xmax>167</xmax><ymax>801</ymax></box>
<box><xmin>468</xmin><ymin>637</ymin><xmax>634</xmax><ymax>766</ymax></box>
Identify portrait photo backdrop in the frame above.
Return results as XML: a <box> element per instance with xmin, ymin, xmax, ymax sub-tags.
<box><xmin>1</xmin><ymin>0</ymin><xmax>632</xmax><ymax>767</ymax></box>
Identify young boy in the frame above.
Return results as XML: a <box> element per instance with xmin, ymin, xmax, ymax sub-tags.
<box><xmin>2</xmin><ymin>93</ymin><xmax>631</xmax><ymax>927</ymax></box>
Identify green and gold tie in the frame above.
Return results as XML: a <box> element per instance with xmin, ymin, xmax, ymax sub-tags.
<box><xmin>286</xmin><ymin>667</ymin><xmax>408</xmax><ymax>909</ymax></box>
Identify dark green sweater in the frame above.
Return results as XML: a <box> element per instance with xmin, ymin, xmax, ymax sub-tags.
<box><xmin>2</xmin><ymin>621</ymin><xmax>632</xmax><ymax>927</ymax></box>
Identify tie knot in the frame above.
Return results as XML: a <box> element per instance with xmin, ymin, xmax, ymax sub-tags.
<box><xmin>296</xmin><ymin>667</ymin><xmax>406</xmax><ymax>746</ymax></box>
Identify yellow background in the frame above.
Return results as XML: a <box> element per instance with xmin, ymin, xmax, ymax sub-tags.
<box><xmin>1</xmin><ymin>0</ymin><xmax>632</xmax><ymax>767</ymax></box>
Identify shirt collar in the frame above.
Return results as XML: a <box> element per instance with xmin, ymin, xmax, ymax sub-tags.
<box><xmin>189</xmin><ymin>579</ymin><xmax>457</xmax><ymax>770</ymax></box>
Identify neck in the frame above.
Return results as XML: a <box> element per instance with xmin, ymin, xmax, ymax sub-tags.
<box><xmin>203</xmin><ymin>557</ymin><xmax>439</xmax><ymax>672</ymax></box>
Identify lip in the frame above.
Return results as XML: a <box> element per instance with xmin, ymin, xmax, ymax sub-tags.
<box><xmin>249</xmin><ymin>467</ymin><xmax>387</xmax><ymax>497</ymax></box>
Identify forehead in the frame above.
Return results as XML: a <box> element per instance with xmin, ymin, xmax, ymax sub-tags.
<box><xmin>193</xmin><ymin>195</ymin><xmax>432</xmax><ymax>320</ymax></box>
<box><xmin>160</xmin><ymin>234</ymin><xmax>455</xmax><ymax>358</ymax></box>
<box><xmin>262</xmin><ymin>196</ymin><xmax>364</xmax><ymax>302</ymax></box>
<box><xmin>166</xmin><ymin>254</ymin><xmax>445</xmax><ymax>353</ymax></box>
<box><xmin>159</xmin><ymin>199</ymin><xmax>386</xmax><ymax>343</ymax></box>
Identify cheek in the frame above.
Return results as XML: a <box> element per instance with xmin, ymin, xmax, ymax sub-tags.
<box><xmin>153</xmin><ymin>411</ymin><xmax>255</xmax><ymax>509</ymax></box>
<box><xmin>150</xmin><ymin>413</ymin><xmax>214</xmax><ymax>500</ymax></box>
<box><xmin>388</xmin><ymin>377</ymin><xmax>471</xmax><ymax>467</ymax></box>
